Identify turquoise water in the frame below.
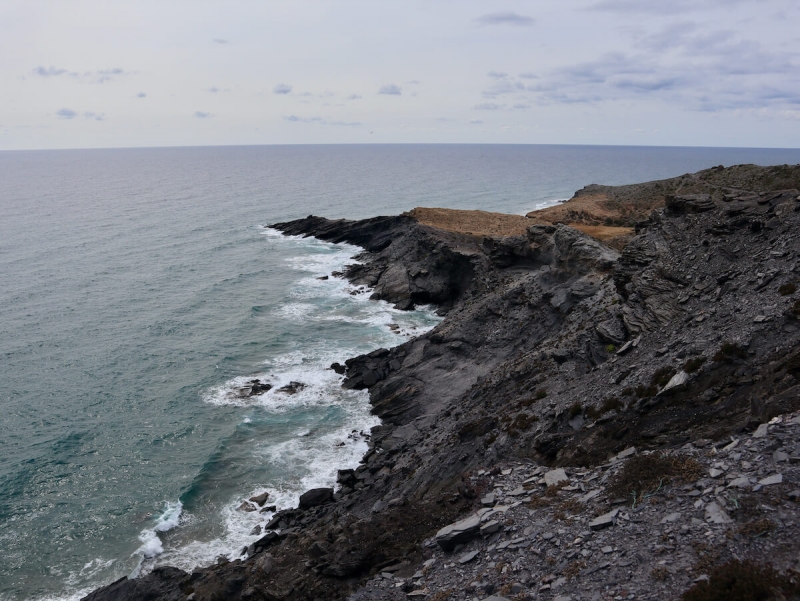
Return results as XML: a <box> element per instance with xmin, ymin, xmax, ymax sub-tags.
<box><xmin>1</xmin><ymin>144</ymin><xmax>799</xmax><ymax>600</ymax></box>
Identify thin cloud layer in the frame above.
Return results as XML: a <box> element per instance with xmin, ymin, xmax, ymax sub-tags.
<box><xmin>32</xmin><ymin>66</ymin><xmax>132</xmax><ymax>83</ymax></box>
<box><xmin>475</xmin><ymin>12</ymin><xmax>535</xmax><ymax>26</ymax></box>
<box><xmin>378</xmin><ymin>84</ymin><xmax>402</xmax><ymax>95</ymax></box>
<box><xmin>476</xmin><ymin>20</ymin><xmax>800</xmax><ymax>114</ymax></box>
<box><xmin>4</xmin><ymin>1</ymin><xmax>800</xmax><ymax>148</ymax></box>
<box><xmin>285</xmin><ymin>115</ymin><xmax>361</xmax><ymax>126</ymax></box>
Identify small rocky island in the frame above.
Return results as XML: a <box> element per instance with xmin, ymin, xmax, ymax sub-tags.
<box><xmin>85</xmin><ymin>164</ymin><xmax>800</xmax><ymax>600</ymax></box>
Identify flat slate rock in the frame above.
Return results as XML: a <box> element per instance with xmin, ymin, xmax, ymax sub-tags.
<box><xmin>435</xmin><ymin>514</ymin><xmax>481</xmax><ymax>551</ymax></box>
<box><xmin>589</xmin><ymin>508</ymin><xmax>619</xmax><ymax>530</ymax></box>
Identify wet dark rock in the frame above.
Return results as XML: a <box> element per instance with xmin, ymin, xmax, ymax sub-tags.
<box><xmin>81</xmin><ymin>567</ymin><xmax>189</xmax><ymax>601</ymax></box>
<box><xmin>249</xmin><ymin>492</ymin><xmax>270</xmax><ymax>507</ymax></box>
<box><xmin>298</xmin><ymin>487</ymin><xmax>334</xmax><ymax>510</ymax></box>
<box><xmin>277</xmin><ymin>381</ymin><xmax>305</xmax><ymax>394</ymax></box>
<box><xmin>330</xmin><ymin>362</ymin><xmax>346</xmax><ymax>374</ymax></box>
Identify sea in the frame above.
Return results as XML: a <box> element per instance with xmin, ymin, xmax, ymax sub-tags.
<box><xmin>2</xmin><ymin>144</ymin><xmax>800</xmax><ymax>600</ymax></box>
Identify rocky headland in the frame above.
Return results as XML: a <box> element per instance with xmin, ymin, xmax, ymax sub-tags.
<box><xmin>84</xmin><ymin>164</ymin><xmax>800</xmax><ymax>601</ymax></box>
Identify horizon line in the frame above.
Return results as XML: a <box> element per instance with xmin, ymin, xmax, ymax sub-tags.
<box><xmin>2</xmin><ymin>141</ymin><xmax>800</xmax><ymax>153</ymax></box>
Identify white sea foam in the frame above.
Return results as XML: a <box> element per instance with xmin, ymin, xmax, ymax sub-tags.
<box><xmin>129</xmin><ymin>501</ymin><xmax>183</xmax><ymax>577</ymax></box>
<box><xmin>148</xmin><ymin>414</ymin><xmax>378</xmax><ymax>573</ymax></box>
<box><xmin>156</xmin><ymin>229</ymin><xmax>438</xmax><ymax>577</ymax></box>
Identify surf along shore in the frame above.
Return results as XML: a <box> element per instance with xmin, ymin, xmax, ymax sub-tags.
<box><xmin>85</xmin><ymin>163</ymin><xmax>800</xmax><ymax>601</ymax></box>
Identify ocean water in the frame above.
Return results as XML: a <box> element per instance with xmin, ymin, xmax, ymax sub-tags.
<box><xmin>1</xmin><ymin>144</ymin><xmax>800</xmax><ymax>600</ymax></box>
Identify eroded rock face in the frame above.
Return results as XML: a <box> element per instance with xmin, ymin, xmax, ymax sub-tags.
<box><xmin>84</xmin><ymin>165</ymin><xmax>800</xmax><ymax>601</ymax></box>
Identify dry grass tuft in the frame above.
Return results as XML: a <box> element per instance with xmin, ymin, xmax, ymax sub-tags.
<box><xmin>681</xmin><ymin>560</ymin><xmax>800</xmax><ymax>601</ymax></box>
<box><xmin>608</xmin><ymin>452</ymin><xmax>703</xmax><ymax>505</ymax></box>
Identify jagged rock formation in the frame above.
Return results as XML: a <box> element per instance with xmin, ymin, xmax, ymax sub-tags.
<box><xmin>83</xmin><ymin>165</ymin><xmax>800</xmax><ymax>601</ymax></box>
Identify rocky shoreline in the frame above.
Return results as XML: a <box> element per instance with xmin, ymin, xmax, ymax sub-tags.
<box><xmin>84</xmin><ymin>164</ymin><xmax>800</xmax><ymax>601</ymax></box>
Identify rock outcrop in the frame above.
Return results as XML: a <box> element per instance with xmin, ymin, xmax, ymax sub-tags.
<box><xmin>83</xmin><ymin>164</ymin><xmax>800</xmax><ymax>601</ymax></box>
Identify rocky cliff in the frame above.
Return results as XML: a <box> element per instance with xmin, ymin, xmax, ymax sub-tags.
<box><xmin>84</xmin><ymin>165</ymin><xmax>800</xmax><ymax>601</ymax></box>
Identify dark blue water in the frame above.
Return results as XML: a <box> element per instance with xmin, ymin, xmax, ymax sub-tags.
<box><xmin>1</xmin><ymin>144</ymin><xmax>799</xmax><ymax>600</ymax></box>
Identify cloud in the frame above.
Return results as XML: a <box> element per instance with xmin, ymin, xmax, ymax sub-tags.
<box><xmin>378</xmin><ymin>84</ymin><xmax>402</xmax><ymax>95</ymax></box>
<box><xmin>474</xmin><ymin>102</ymin><xmax>504</xmax><ymax>110</ymax></box>
<box><xmin>33</xmin><ymin>66</ymin><xmax>68</xmax><ymax>77</ymax></box>
<box><xmin>587</xmin><ymin>0</ymin><xmax>754</xmax><ymax>14</ymax></box>
<box><xmin>33</xmin><ymin>65</ymin><xmax>132</xmax><ymax>83</ymax></box>
<box><xmin>56</xmin><ymin>108</ymin><xmax>77</xmax><ymax>119</ymax></box>
<box><xmin>273</xmin><ymin>83</ymin><xmax>293</xmax><ymax>95</ymax></box>
<box><xmin>475</xmin><ymin>12</ymin><xmax>535</xmax><ymax>26</ymax></box>
<box><xmin>84</xmin><ymin>111</ymin><xmax>105</xmax><ymax>121</ymax></box>
<box><xmin>488</xmin><ymin>71</ymin><xmax>508</xmax><ymax>79</ymax></box>
<box><xmin>284</xmin><ymin>115</ymin><xmax>361</xmax><ymax>126</ymax></box>
<box><xmin>482</xmin><ymin>80</ymin><xmax>525</xmax><ymax>98</ymax></box>
<box><xmin>213</xmin><ymin>38</ymin><xmax>228</xmax><ymax>44</ymax></box>
<box><xmin>347</xmin><ymin>94</ymin><xmax>362</xmax><ymax>100</ymax></box>
<box><xmin>136</xmin><ymin>92</ymin><xmax>147</xmax><ymax>98</ymax></box>
<box><xmin>194</xmin><ymin>111</ymin><xmax>212</xmax><ymax>118</ymax></box>
<box><xmin>469</xmin><ymin>119</ymin><xmax>483</xmax><ymax>124</ymax></box>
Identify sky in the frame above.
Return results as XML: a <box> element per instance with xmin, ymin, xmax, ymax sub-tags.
<box><xmin>1</xmin><ymin>0</ymin><xmax>799</xmax><ymax>150</ymax></box>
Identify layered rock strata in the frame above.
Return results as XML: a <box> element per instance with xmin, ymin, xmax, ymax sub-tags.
<box><xmin>84</xmin><ymin>165</ymin><xmax>800</xmax><ymax>601</ymax></box>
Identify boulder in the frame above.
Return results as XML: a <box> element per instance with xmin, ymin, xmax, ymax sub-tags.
<box><xmin>544</xmin><ymin>468</ymin><xmax>568</xmax><ymax>487</ymax></box>
<box><xmin>298</xmin><ymin>487</ymin><xmax>334</xmax><ymax>509</ymax></box>
<box><xmin>249</xmin><ymin>492</ymin><xmax>270</xmax><ymax>507</ymax></box>
<box><xmin>277</xmin><ymin>381</ymin><xmax>306</xmax><ymax>395</ymax></box>
<box><xmin>336</xmin><ymin>469</ymin><xmax>356</xmax><ymax>487</ymax></box>
<box><xmin>435</xmin><ymin>514</ymin><xmax>482</xmax><ymax>551</ymax></box>
<box><xmin>595</xmin><ymin>317</ymin><xmax>627</xmax><ymax>345</ymax></box>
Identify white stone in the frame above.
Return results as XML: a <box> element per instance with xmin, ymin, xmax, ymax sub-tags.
<box><xmin>728</xmin><ymin>476</ymin><xmax>751</xmax><ymax>489</ymax></box>
<box><xmin>753</xmin><ymin>424</ymin><xmax>769</xmax><ymax>438</ymax></box>
<box><xmin>659</xmin><ymin>370</ymin><xmax>689</xmax><ymax>394</ymax></box>
<box><xmin>705</xmin><ymin>502</ymin><xmax>732</xmax><ymax>524</ymax></box>
<box><xmin>721</xmin><ymin>439</ymin><xmax>739</xmax><ymax>452</ymax></box>
<box><xmin>708</xmin><ymin>468</ymin><xmax>724</xmax><ymax>479</ymax></box>
<box><xmin>544</xmin><ymin>468</ymin><xmax>569</xmax><ymax>487</ymax></box>
<box><xmin>661</xmin><ymin>512</ymin><xmax>681</xmax><ymax>524</ymax></box>
<box><xmin>579</xmin><ymin>489</ymin><xmax>601</xmax><ymax>503</ymax></box>
<box><xmin>614</xmin><ymin>447</ymin><xmax>637</xmax><ymax>461</ymax></box>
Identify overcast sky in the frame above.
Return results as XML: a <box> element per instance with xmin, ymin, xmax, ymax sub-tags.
<box><xmin>2</xmin><ymin>0</ymin><xmax>799</xmax><ymax>150</ymax></box>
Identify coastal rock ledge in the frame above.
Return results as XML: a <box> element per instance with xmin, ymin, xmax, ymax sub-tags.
<box><xmin>84</xmin><ymin>164</ymin><xmax>800</xmax><ymax>601</ymax></box>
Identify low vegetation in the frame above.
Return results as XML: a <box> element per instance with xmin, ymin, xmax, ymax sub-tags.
<box><xmin>681</xmin><ymin>560</ymin><xmax>800</xmax><ymax>601</ymax></box>
<box><xmin>608</xmin><ymin>452</ymin><xmax>703</xmax><ymax>505</ymax></box>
